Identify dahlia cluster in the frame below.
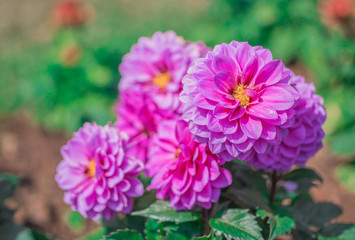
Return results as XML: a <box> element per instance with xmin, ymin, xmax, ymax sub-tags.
<box><xmin>56</xmin><ymin>31</ymin><xmax>326</xmax><ymax>220</ymax></box>
<box><xmin>115</xmin><ymin>31</ymin><xmax>209</xmax><ymax>164</ymax></box>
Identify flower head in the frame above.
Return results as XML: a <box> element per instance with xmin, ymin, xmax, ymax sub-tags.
<box><xmin>55</xmin><ymin>123</ymin><xmax>144</xmax><ymax>220</ymax></box>
<box><xmin>119</xmin><ymin>31</ymin><xmax>209</xmax><ymax>112</ymax></box>
<box><xmin>180</xmin><ymin>41</ymin><xmax>300</xmax><ymax>162</ymax></box>
<box><xmin>248</xmin><ymin>76</ymin><xmax>326</xmax><ymax>172</ymax></box>
<box><xmin>146</xmin><ymin>120</ymin><xmax>232</xmax><ymax>210</ymax></box>
<box><xmin>115</xmin><ymin>90</ymin><xmax>177</xmax><ymax>163</ymax></box>
<box><xmin>116</xmin><ymin>31</ymin><xmax>208</xmax><ymax>163</ymax></box>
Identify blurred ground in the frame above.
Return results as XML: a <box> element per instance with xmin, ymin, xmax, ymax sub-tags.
<box><xmin>0</xmin><ymin>113</ymin><xmax>99</xmax><ymax>239</ymax></box>
<box><xmin>0</xmin><ymin>113</ymin><xmax>355</xmax><ymax>239</ymax></box>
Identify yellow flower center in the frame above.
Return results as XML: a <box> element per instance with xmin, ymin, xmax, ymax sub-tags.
<box><xmin>176</xmin><ymin>148</ymin><xmax>181</xmax><ymax>159</ymax></box>
<box><xmin>232</xmin><ymin>84</ymin><xmax>251</xmax><ymax>107</ymax></box>
<box><xmin>86</xmin><ymin>159</ymin><xmax>96</xmax><ymax>177</ymax></box>
<box><xmin>153</xmin><ymin>72</ymin><xmax>171</xmax><ymax>88</ymax></box>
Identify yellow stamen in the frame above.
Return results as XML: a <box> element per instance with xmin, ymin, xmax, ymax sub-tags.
<box><xmin>232</xmin><ymin>84</ymin><xmax>251</xmax><ymax>107</ymax></box>
<box><xmin>86</xmin><ymin>159</ymin><xmax>96</xmax><ymax>177</ymax></box>
<box><xmin>176</xmin><ymin>148</ymin><xmax>181</xmax><ymax>159</ymax></box>
<box><xmin>153</xmin><ymin>72</ymin><xmax>170</xmax><ymax>88</ymax></box>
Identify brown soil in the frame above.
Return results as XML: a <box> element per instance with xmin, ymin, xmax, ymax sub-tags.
<box><xmin>0</xmin><ymin>113</ymin><xmax>99</xmax><ymax>240</ymax></box>
<box><xmin>0</xmin><ymin>113</ymin><xmax>354</xmax><ymax>240</ymax></box>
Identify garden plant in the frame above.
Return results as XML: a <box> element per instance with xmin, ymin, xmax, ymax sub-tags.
<box><xmin>53</xmin><ymin>31</ymin><xmax>354</xmax><ymax>240</ymax></box>
<box><xmin>0</xmin><ymin>0</ymin><xmax>355</xmax><ymax>239</ymax></box>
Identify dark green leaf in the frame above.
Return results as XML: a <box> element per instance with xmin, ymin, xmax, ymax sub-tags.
<box><xmin>226</xmin><ymin>188</ymin><xmax>270</xmax><ymax>211</ymax></box>
<box><xmin>105</xmin><ymin>229</ymin><xmax>144</xmax><ymax>240</ymax></box>
<box><xmin>298</xmin><ymin>202</ymin><xmax>342</xmax><ymax>227</ymax></box>
<box><xmin>283</xmin><ymin>168</ymin><xmax>322</xmax><ymax>183</ymax></box>
<box><xmin>319</xmin><ymin>223</ymin><xmax>353</xmax><ymax>237</ymax></box>
<box><xmin>209</xmin><ymin>209</ymin><xmax>263</xmax><ymax>240</ymax></box>
<box><xmin>131</xmin><ymin>201</ymin><xmax>199</xmax><ymax>224</ymax></box>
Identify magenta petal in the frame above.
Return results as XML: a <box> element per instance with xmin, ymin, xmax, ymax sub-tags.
<box><xmin>198</xmin><ymin>79</ymin><xmax>225</xmax><ymax>102</ymax></box>
<box><xmin>229</xmin><ymin>107</ymin><xmax>245</xmax><ymax>121</ymax></box>
<box><xmin>253</xmin><ymin>139</ymin><xmax>268</xmax><ymax>154</ymax></box>
<box><xmin>240</xmin><ymin>115</ymin><xmax>262</xmax><ymax>139</ymax></box>
<box><xmin>260</xmin><ymin>86</ymin><xmax>295</xmax><ymax>111</ymax></box>
<box><xmin>212</xmin><ymin>55</ymin><xmax>236</xmax><ymax>74</ymax></box>
<box><xmin>212</xmin><ymin>168</ymin><xmax>232</xmax><ymax>188</ymax></box>
<box><xmin>213</xmin><ymin>70</ymin><xmax>236</xmax><ymax>95</ymax></box>
<box><xmin>213</xmin><ymin>104</ymin><xmax>231</xmax><ymax>119</ymax></box>
<box><xmin>247</xmin><ymin>102</ymin><xmax>278</xmax><ymax>119</ymax></box>
<box><xmin>254</xmin><ymin>60</ymin><xmax>283</xmax><ymax>87</ymax></box>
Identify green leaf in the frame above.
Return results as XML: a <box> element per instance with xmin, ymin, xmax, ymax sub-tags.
<box><xmin>0</xmin><ymin>175</ymin><xmax>18</xmax><ymax>202</ymax></box>
<box><xmin>67</xmin><ymin>211</ymin><xmax>85</xmax><ymax>233</ymax></box>
<box><xmin>226</xmin><ymin>188</ymin><xmax>270</xmax><ymax>211</ymax></box>
<box><xmin>283</xmin><ymin>168</ymin><xmax>322</xmax><ymax>183</ymax></box>
<box><xmin>145</xmin><ymin>219</ymin><xmax>160</xmax><ymax>240</ymax></box>
<box><xmin>209</xmin><ymin>209</ymin><xmax>263</xmax><ymax>240</ymax></box>
<box><xmin>131</xmin><ymin>201</ymin><xmax>199</xmax><ymax>224</ymax></box>
<box><xmin>319</xmin><ymin>223</ymin><xmax>353</xmax><ymax>237</ymax></box>
<box><xmin>294</xmin><ymin>202</ymin><xmax>342</xmax><ymax>227</ymax></box>
<box><xmin>335</xmin><ymin>162</ymin><xmax>355</xmax><ymax>192</ymax></box>
<box><xmin>270</xmin><ymin>214</ymin><xmax>295</xmax><ymax>239</ymax></box>
<box><xmin>340</xmin><ymin>226</ymin><xmax>355</xmax><ymax>239</ymax></box>
<box><xmin>105</xmin><ymin>229</ymin><xmax>144</xmax><ymax>240</ymax></box>
<box><xmin>256</xmin><ymin>209</ymin><xmax>276</xmax><ymax>239</ymax></box>
<box><xmin>78</xmin><ymin>228</ymin><xmax>105</xmax><ymax>240</ymax></box>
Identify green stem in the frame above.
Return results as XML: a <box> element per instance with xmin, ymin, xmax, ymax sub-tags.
<box><xmin>269</xmin><ymin>170</ymin><xmax>279</xmax><ymax>205</ymax></box>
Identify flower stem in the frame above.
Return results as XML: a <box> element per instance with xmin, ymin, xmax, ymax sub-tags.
<box><xmin>201</xmin><ymin>208</ymin><xmax>211</xmax><ymax>236</ymax></box>
<box><xmin>269</xmin><ymin>170</ymin><xmax>279</xmax><ymax>205</ymax></box>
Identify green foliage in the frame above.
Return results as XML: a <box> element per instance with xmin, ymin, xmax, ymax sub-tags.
<box><xmin>79</xmin><ymin>228</ymin><xmax>106</xmax><ymax>240</ymax></box>
<box><xmin>67</xmin><ymin>211</ymin><xmax>85</xmax><ymax>233</ymax></box>
<box><xmin>283</xmin><ymin>168</ymin><xmax>323</xmax><ymax>183</ymax></box>
<box><xmin>257</xmin><ymin>209</ymin><xmax>295</xmax><ymax>240</ymax></box>
<box><xmin>210</xmin><ymin>209</ymin><xmax>263</xmax><ymax>240</ymax></box>
<box><xmin>335</xmin><ymin>161</ymin><xmax>355</xmax><ymax>192</ymax></box>
<box><xmin>132</xmin><ymin>200</ymin><xmax>199</xmax><ymax>224</ymax></box>
<box><xmin>105</xmin><ymin>229</ymin><xmax>144</xmax><ymax>240</ymax></box>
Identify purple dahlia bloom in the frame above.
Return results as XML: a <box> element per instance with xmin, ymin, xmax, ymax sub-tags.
<box><xmin>248</xmin><ymin>76</ymin><xmax>326</xmax><ymax>172</ymax></box>
<box><xmin>55</xmin><ymin>123</ymin><xmax>144</xmax><ymax>220</ymax></box>
<box><xmin>119</xmin><ymin>31</ymin><xmax>209</xmax><ymax>112</ymax></box>
<box><xmin>116</xmin><ymin>31</ymin><xmax>209</xmax><ymax>163</ymax></box>
<box><xmin>115</xmin><ymin>90</ymin><xmax>171</xmax><ymax>164</ymax></box>
<box><xmin>146</xmin><ymin>120</ymin><xmax>232</xmax><ymax>210</ymax></box>
<box><xmin>180</xmin><ymin>41</ymin><xmax>300</xmax><ymax>162</ymax></box>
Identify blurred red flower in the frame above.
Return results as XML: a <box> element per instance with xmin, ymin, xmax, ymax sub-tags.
<box><xmin>53</xmin><ymin>0</ymin><xmax>93</xmax><ymax>28</ymax></box>
<box><xmin>319</xmin><ymin>0</ymin><xmax>355</xmax><ymax>28</ymax></box>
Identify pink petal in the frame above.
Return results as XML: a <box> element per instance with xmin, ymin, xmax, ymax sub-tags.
<box><xmin>240</xmin><ymin>115</ymin><xmax>262</xmax><ymax>139</ymax></box>
<box><xmin>247</xmin><ymin>102</ymin><xmax>278</xmax><ymax>119</ymax></box>
<box><xmin>213</xmin><ymin>70</ymin><xmax>236</xmax><ymax>95</ymax></box>
<box><xmin>259</xmin><ymin>86</ymin><xmax>295</xmax><ymax>111</ymax></box>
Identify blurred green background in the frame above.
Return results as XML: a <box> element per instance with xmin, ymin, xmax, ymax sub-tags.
<box><xmin>0</xmin><ymin>0</ymin><xmax>354</xmax><ymax>238</ymax></box>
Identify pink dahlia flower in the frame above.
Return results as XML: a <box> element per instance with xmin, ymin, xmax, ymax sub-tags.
<box><xmin>146</xmin><ymin>120</ymin><xmax>232</xmax><ymax>210</ymax></box>
<box><xmin>119</xmin><ymin>31</ymin><xmax>209</xmax><ymax>113</ymax></box>
<box><xmin>115</xmin><ymin>90</ymin><xmax>177</xmax><ymax>163</ymax></box>
<box><xmin>248</xmin><ymin>76</ymin><xmax>326</xmax><ymax>172</ymax></box>
<box><xmin>180</xmin><ymin>41</ymin><xmax>300</xmax><ymax>162</ymax></box>
<box><xmin>116</xmin><ymin>31</ymin><xmax>209</xmax><ymax>163</ymax></box>
<box><xmin>55</xmin><ymin>123</ymin><xmax>144</xmax><ymax>220</ymax></box>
